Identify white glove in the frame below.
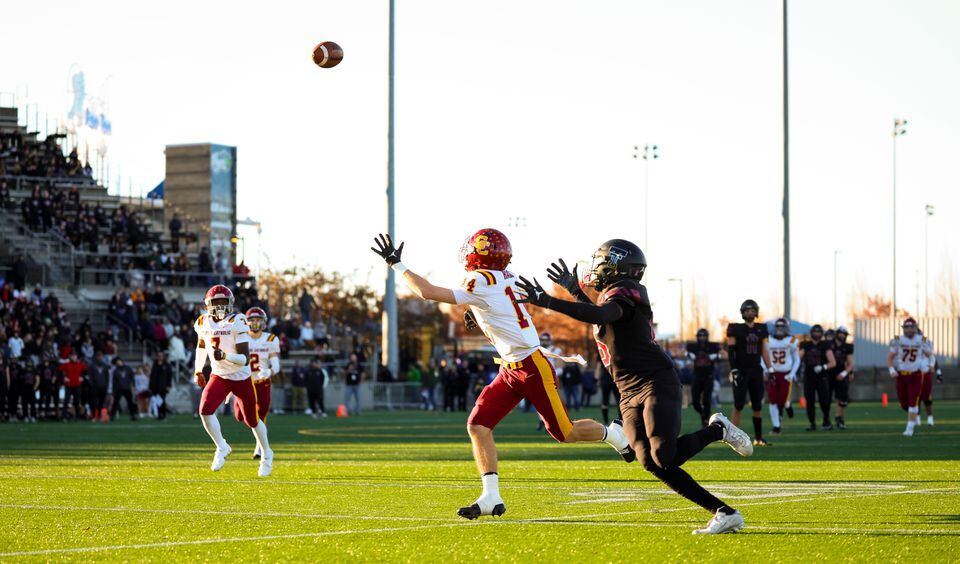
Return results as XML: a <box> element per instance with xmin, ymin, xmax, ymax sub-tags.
<box><xmin>839</xmin><ymin>370</ymin><xmax>848</xmax><ymax>379</ymax></box>
<box><xmin>813</xmin><ymin>365</ymin><xmax>824</xmax><ymax>374</ymax></box>
<box><xmin>708</xmin><ymin>353</ymin><xmax>719</xmax><ymax>361</ymax></box>
<box><xmin>786</xmin><ymin>373</ymin><xmax>796</xmax><ymax>383</ymax></box>
<box><xmin>767</xmin><ymin>366</ymin><xmax>776</xmax><ymax>374</ymax></box>
<box><xmin>888</xmin><ymin>366</ymin><xmax>898</xmax><ymax>377</ymax></box>
<box><xmin>256</xmin><ymin>368</ymin><xmax>273</xmax><ymax>381</ymax></box>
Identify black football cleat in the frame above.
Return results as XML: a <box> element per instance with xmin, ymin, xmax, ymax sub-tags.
<box><xmin>806</xmin><ymin>424</ymin><xmax>817</xmax><ymax>432</ymax></box>
<box><xmin>771</xmin><ymin>426</ymin><xmax>781</xmax><ymax>436</ymax></box>
<box><xmin>619</xmin><ymin>444</ymin><xmax>637</xmax><ymax>464</ymax></box>
<box><xmin>457</xmin><ymin>503</ymin><xmax>506</xmax><ymax>520</ymax></box>
<box><xmin>785</xmin><ymin>405</ymin><xmax>795</xmax><ymax>418</ymax></box>
<box><xmin>822</xmin><ymin>423</ymin><xmax>834</xmax><ymax>431</ymax></box>
<box><xmin>253</xmin><ymin>453</ymin><xmax>261</xmax><ymax>460</ymax></box>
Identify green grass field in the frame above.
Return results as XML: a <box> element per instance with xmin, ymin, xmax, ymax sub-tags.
<box><xmin>1</xmin><ymin>400</ymin><xmax>959</xmax><ymax>562</ymax></box>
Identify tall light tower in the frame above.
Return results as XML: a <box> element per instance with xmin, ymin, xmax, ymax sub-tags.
<box><xmin>633</xmin><ymin>144</ymin><xmax>658</xmax><ymax>253</ymax></box>
<box><xmin>382</xmin><ymin>0</ymin><xmax>399</xmax><ymax>377</ymax></box>
<box><xmin>924</xmin><ymin>204</ymin><xmax>935</xmax><ymax>317</ymax></box>
<box><xmin>892</xmin><ymin>118</ymin><xmax>907</xmax><ymax>330</ymax></box>
<box><xmin>782</xmin><ymin>0</ymin><xmax>791</xmax><ymax>320</ymax></box>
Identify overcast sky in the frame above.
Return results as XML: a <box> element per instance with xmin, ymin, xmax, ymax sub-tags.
<box><xmin>2</xmin><ymin>0</ymin><xmax>958</xmax><ymax>336</ymax></box>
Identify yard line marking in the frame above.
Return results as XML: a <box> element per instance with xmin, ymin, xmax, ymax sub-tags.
<box><xmin>510</xmin><ymin>520</ymin><xmax>960</xmax><ymax>536</ymax></box>
<box><xmin>0</xmin><ymin>522</ymin><xmax>486</xmax><ymax>558</ymax></box>
<box><xmin>0</xmin><ymin>503</ymin><xmax>451</xmax><ymax>522</ymax></box>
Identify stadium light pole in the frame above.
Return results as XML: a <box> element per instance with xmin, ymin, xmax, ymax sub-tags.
<box><xmin>668</xmin><ymin>277</ymin><xmax>683</xmax><ymax>341</ymax></box>
<box><xmin>383</xmin><ymin>0</ymin><xmax>399</xmax><ymax>378</ymax></box>
<box><xmin>633</xmin><ymin>144</ymin><xmax>658</xmax><ymax>253</ymax></box>
<box><xmin>892</xmin><ymin>118</ymin><xmax>907</xmax><ymax>332</ymax></box>
<box><xmin>782</xmin><ymin>0</ymin><xmax>791</xmax><ymax>321</ymax></box>
<box><xmin>924</xmin><ymin>204</ymin><xmax>934</xmax><ymax>317</ymax></box>
<box><xmin>833</xmin><ymin>249</ymin><xmax>841</xmax><ymax>327</ymax></box>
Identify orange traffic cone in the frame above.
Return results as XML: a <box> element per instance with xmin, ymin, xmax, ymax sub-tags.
<box><xmin>100</xmin><ymin>408</ymin><xmax>110</xmax><ymax>422</ymax></box>
<box><xmin>799</xmin><ymin>396</ymin><xmax>807</xmax><ymax>409</ymax></box>
<box><xmin>882</xmin><ymin>393</ymin><xmax>889</xmax><ymax>407</ymax></box>
<box><xmin>336</xmin><ymin>404</ymin><xmax>349</xmax><ymax>418</ymax></box>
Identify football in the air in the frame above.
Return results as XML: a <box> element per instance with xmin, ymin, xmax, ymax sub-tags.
<box><xmin>312</xmin><ymin>41</ymin><xmax>343</xmax><ymax>68</ymax></box>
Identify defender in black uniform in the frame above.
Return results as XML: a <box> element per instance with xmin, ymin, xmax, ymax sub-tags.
<box><xmin>829</xmin><ymin>326</ymin><xmax>854</xmax><ymax>429</ymax></box>
<box><xmin>726</xmin><ymin>300</ymin><xmax>772</xmax><ymax>446</ymax></box>
<box><xmin>517</xmin><ymin>240</ymin><xmax>753</xmax><ymax>534</ymax></box>
<box><xmin>686</xmin><ymin>329</ymin><xmax>722</xmax><ymax>428</ymax></box>
<box><xmin>798</xmin><ymin>324</ymin><xmax>837</xmax><ymax>431</ymax></box>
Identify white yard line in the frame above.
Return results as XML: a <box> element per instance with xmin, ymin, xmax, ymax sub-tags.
<box><xmin>0</xmin><ymin>503</ymin><xmax>451</xmax><ymax>522</ymax></box>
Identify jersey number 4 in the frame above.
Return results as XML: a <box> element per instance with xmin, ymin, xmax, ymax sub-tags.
<box><xmin>503</xmin><ymin>287</ymin><xmax>531</xmax><ymax>329</ymax></box>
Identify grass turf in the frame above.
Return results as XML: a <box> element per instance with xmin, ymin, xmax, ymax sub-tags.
<box><xmin>1</xmin><ymin>400</ymin><xmax>958</xmax><ymax>562</ymax></box>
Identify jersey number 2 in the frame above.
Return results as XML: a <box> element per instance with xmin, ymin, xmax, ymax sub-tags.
<box><xmin>249</xmin><ymin>353</ymin><xmax>260</xmax><ymax>372</ymax></box>
<box><xmin>503</xmin><ymin>287</ymin><xmax>531</xmax><ymax>329</ymax></box>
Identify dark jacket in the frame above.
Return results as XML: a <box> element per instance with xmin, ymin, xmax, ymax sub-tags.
<box><xmin>149</xmin><ymin>361</ymin><xmax>173</xmax><ymax>394</ymax></box>
<box><xmin>89</xmin><ymin>359</ymin><xmax>111</xmax><ymax>389</ymax></box>
<box><xmin>111</xmin><ymin>365</ymin><xmax>134</xmax><ymax>392</ymax></box>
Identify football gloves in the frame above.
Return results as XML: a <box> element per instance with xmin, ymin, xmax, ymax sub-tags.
<box><xmin>515</xmin><ymin>276</ymin><xmax>551</xmax><ymax>308</ymax></box>
<box><xmin>936</xmin><ymin>368</ymin><xmax>943</xmax><ymax>383</ymax></box>
<box><xmin>546</xmin><ymin>258</ymin><xmax>580</xmax><ymax>296</ymax></box>
<box><xmin>371</xmin><ymin>233</ymin><xmax>404</xmax><ymax>266</ymax></box>
<box><xmin>729</xmin><ymin>369</ymin><xmax>740</xmax><ymax>386</ymax></box>
<box><xmin>464</xmin><ymin>310</ymin><xmax>479</xmax><ymax>332</ymax></box>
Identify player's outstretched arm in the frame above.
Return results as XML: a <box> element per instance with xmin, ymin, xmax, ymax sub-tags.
<box><xmin>370</xmin><ymin>233</ymin><xmax>458</xmax><ymax>304</ymax></box>
<box><xmin>546</xmin><ymin>259</ymin><xmax>592</xmax><ymax>304</ymax></box>
<box><xmin>516</xmin><ymin>276</ymin><xmax>622</xmax><ymax>325</ymax></box>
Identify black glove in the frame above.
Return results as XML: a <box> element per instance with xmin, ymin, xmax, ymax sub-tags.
<box><xmin>515</xmin><ymin>276</ymin><xmax>552</xmax><ymax>308</ymax></box>
<box><xmin>547</xmin><ymin>258</ymin><xmax>580</xmax><ymax>296</ymax></box>
<box><xmin>936</xmin><ymin>369</ymin><xmax>943</xmax><ymax>384</ymax></box>
<box><xmin>370</xmin><ymin>233</ymin><xmax>404</xmax><ymax>265</ymax></box>
<box><xmin>464</xmin><ymin>310</ymin><xmax>479</xmax><ymax>332</ymax></box>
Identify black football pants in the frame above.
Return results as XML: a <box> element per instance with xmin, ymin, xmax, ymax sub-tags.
<box><xmin>619</xmin><ymin>369</ymin><xmax>727</xmax><ymax>513</ymax></box>
<box><xmin>803</xmin><ymin>373</ymin><xmax>831</xmax><ymax>425</ymax></box>
<box><xmin>690</xmin><ymin>373</ymin><xmax>713</xmax><ymax>425</ymax></box>
<box><xmin>733</xmin><ymin>367</ymin><xmax>764</xmax><ymax>412</ymax></box>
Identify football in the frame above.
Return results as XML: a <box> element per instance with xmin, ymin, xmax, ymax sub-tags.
<box><xmin>312</xmin><ymin>41</ymin><xmax>343</xmax><ymax>68</ymax></box>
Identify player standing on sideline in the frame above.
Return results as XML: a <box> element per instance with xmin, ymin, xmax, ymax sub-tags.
<box><xmin>830</xmin><ymin>326</ymin><xmax>854</xmax><ymax>429</ymax></box>
<box><xmin>194</xmin><ymin>285</ymin><xmax>274</xmax><ymax>477</ymax></box>
<box><xmin>234</xmin><ymin>307</ymin><xmax>281</xmax><ymax>460</ymax></box>
<box><xmin>799</xmin><ymin>325</ymin><xmax>836</xmax><ymax>431</ymax></box>
<box><xmin>686</xmin><ymin>328</ymin><xmax>723</xmax><ymax>428</ymax></box>
<box><xmin>919</xmin><ymin>330</ymin><xmax>941</xmax><ymax>426</ymax></box>
<box><xmin>763</xmin><ymin>318</ymin><xmax>799</xmax><ymax>435</ymax></box>
<box><xmin>518</xmin><ymin>241</ymin><xmax>753</xmax><ymax>534</ymax></box>
<box><xmin>887</xmin><ymin>318</ymin><xmax>932</xmax><ymax>436</ymax></box>
<box><xmin>370</xmin><ymin>231</ymin><xmax>633</xmax><ymax>520</ymax></box>
<box><xmin>726</xmin><ymin>300</ymin><xmax>773</xmax><ymax>446</ymax></box>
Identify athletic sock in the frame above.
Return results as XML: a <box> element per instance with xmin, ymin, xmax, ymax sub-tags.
<box><xmin>905</xmin><ymin>420</ymin><xmax>916</xmax><ymax>433</ymax></box>
<box><xmin>481</xmin><ymin>472</ymin><xmax>500</xmax><ymax>497</ymax></box>
<box><xmin>752</xmin><ymin>416</ymin><xmax>762</xmax><ymax>439</ymax></box>
<box><xmin>200</xmin><ymin>414</ymin><xmax>227</xmax><ymax>449</ymax></box>
<box><xmin>252</xmin><ymin>421</ymin><xmax>271</xmax><ymax>456</ymax></box>
<box><xmin>768</xmin><ymin>404</ymin><xmax>781</xmax><ymax>429</ymax></box>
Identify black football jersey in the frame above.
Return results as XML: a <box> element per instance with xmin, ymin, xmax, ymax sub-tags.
<box><xmin>830</xmin><ymin>342</ymin><xmax>854</xmax><ymax>375</ymax></box>
<box><xmin>593</xmin><ymin>279</ymin><xmax>674</xmax><ymax>396</ymax></box>
<box><xmin>726</xmin><ymin>322</ymin><xmax>769</xmax><ymax>370</ymax></box>
<box><xmin>800</xmin><ymin>339</ymin><xmax>833</xmax><ymax>376</ymax></box>
<box><xmin>686</xmin><ymin>342</ymin><xmax>721</xmax><ymax>376</ymax></box>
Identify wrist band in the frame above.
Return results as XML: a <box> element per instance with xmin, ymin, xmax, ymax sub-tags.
<box><xmin>391</xmin><ymin>262</ymin><xmax>409</xmax><ymax>275</ymax></box>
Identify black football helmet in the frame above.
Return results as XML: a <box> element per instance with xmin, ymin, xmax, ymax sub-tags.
<box><xmin>740</xmin><ymin>299</ymin><xmax>759</xmax><ymax>321</ymax></box>
<box><xmin>696</xmin><ymin>328</ymin><xmax>709</xmax><ymax>342</ymax></box>
<box><xmin>810</xmin><ymin>324</ymin><xmax>824</xmax><ymax>340</ymax></box>
<box><xmin>584</xmin><ymin>239</ymin><xmax>646</xmax><ymax>292</ymax></box>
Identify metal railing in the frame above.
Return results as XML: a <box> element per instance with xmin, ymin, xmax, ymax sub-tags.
<box><xmin>72</xmin><ymin>267</ymin><xmax>251</xmax><ymax>288</ymax></box>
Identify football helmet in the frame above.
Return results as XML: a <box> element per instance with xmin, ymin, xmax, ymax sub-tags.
<box><xmin>810</xmin><ymin>324</ymin><xmax>824</xmax><ymax>340</ymax></box>
<box><xmin>696</xmin><ymin>328</ymin><xmax>709</xmax><ymax>342</ymax></box>
<box><xmin>246</xmin><ymin>306</ymin><xmax>267</xmax><ymax>333</ymax></box>
<box><xmin>459</xmin><ymin>228</ymin><xmax>512</xmax><ymax>271</ymax></box>
<box><xmin>740</xmin><ymin>299</ymin><xmax>759</xmax><ymax>321</ymax></box>
<box><xmin>774</xmin><ymin>318</ymin><xmax>789</xmax><ymax>338</ymax></box>
<box><xmin>583</xmin><ymin>239</ymin><xmax>646</xmax><ymax>292</ymax></box>
<box><xmin>204</xmin><ymin>285</ymin><xmax>234</xmax><ymax>321</ymax></box>
<box><xmin>836</xmin><ymin>325</ymin><xmax>849</xmax><ymax>342</ymax></box>
<box><xmin>902</xmin><ymin>317</ymin><xmax>918</xmax><ymax>338</ymax></box>
<box><xmin>539</xmin><ymin>331</ymin><xmax>552</xmax><ymax>347</ymax></box>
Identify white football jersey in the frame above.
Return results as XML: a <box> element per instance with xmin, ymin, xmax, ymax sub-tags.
<box><xmin>453</xmin><ymin>269</ymin><xmax>540</xmax><ymax>363</ymax></box>
<box><xmin>767</xmin><ymin>335</ymin><xmax>800</xmax><ymax>373</ymax></box>
<box><xmin>248</xmin><ymin>332</ymin><xmax>281</xmax><ymax>379</ymax></box>
<box><xmin>921</xmin><ymin>337</ymin><xmax>937</xmax><ymax>372</ymax></box>
<box><xmin>890</xmin><ymin>334</ymin><xmax>929</xmax><ymax>373</ymax></box>
<box><xmin>194</xmin><ymin>312</ymin><xmax>251</xmax><ymax>380</ymax></box>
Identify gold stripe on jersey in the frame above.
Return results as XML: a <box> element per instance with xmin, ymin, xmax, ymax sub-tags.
<box><xmin>196</xmin><ymin>315</ymin><xmax>204</xmax><ymax>326</ymax></box>
<box><xmin>267</xmin><ymin>334</ymin><xmax>277</xmax><ymax>342</ymax></box>
<box><xmin>228</xmin><ymin>314</ymin><xmax>237</xmax><ymax>323</ymax></box>
<box><xmin>476</xmin><ymin>270</ymin><xmax>496</xmax><ymax>285</ymax></box>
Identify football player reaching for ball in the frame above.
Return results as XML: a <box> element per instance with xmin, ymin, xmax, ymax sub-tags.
<box><xmin>371</xmin><ymin>230</ymin><xmax>634</xmax><ymax>521</ymax></box>
<box><xmin>235</xmin><ymin>307</ymin><xmax>281</xmax><ymax>460</ymax></box>
<box><xmin>194</xmin><ymin>286</ymin><xmax>274</xmax><ymax>477</ymax></box>
<box><xmin>516</xmin><ymin>240</ymin><xmax>752</xmax><ymax>534</ymax></box>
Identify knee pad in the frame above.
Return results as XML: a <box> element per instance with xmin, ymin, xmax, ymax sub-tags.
<box><xmin>908</xmin><ymin>406</ymin><xmax>919</xmax><ymax>414</ymax></box>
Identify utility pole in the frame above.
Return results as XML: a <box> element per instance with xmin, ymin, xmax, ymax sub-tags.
<box><xmin>782</xmin><ymin>0</ymin><xmax>792</xmax><ymax>320</ymax></box>
<box><xmin>633</xmin><ymin>144</ymin><xmax>658</xmax><ymax>253</ymax></box>
<box><xmin>382</xmin><ymin>0</ymin><xmax>399</xmax><ymax>378</ymax></box>
<box><xmin>924</xmin><ymin>204</ymin><xmax>934</xmax><ymax>317</ymax></box>
<box><xmin>892</xmin><ymin>118</ymin><xmax>907</xmax><ymax>331</ymax></box>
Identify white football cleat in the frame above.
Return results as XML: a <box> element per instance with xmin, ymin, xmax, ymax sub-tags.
<box><xmin>693</xmin><ymin>510</ymin><xmax>745</xmax><ymax>534</ymax></box>
<box><xmin>258</xmin><ymin>449</ymin><xmax>274</xmax><ymax>477</ymax></box>
<box><xmin>927</xmin><ymin>416</ymin><xmax>935</xmax><ymax>426</ymax></box>
<box><xmin>211</xmin><ymin>444</ymin><xmax>232</xmax><ymax>471</ymax></box>
<box><xmin>708</xmin><ymin>413</ymin><xmax>753</xmax><ymax>457</ymax></box>
<box><xmin>903</xmin><ymin>428</ymin><xmax>914</xmax><ymax>437</ymax></box>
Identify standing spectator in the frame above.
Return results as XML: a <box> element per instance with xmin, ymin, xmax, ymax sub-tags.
<box><xmin>561</xmin><ymin>363</ymin><xmax>582</xmax><ymax>411</ymax></box>
<box><xmin>298</xmin><ymin>290</ymin><xmax>315</xmax><ymax>323</ymax></box>
<box><xmin>59</xmin><ymin>352</ymin><xmax>87</xmax><ymax>420</ymax></box>
<box><xmin>149</xmin><ymin>352</ymin><xmax>173</xmax><ymax>420</ymax></box>
<box><xmin>421</xmin><ymin>361</ymin><xmax>437</xmax><ymax>411</ymax></box>
<box><xmin>166</xmin><ymin>331</ymin><xmax>187</xmax><ymax>379</ymax></box>
<box><xmin>440</xmin><ymin>358</ymin><xmax>456</xmax><ymax>412</ymax></box>
<box><xmin>289</xmin><ymin>361</ymin><xmax>307</xmax><ymax>414</ymax></box>
<box><xmin>455</xmin><ymin>360</ymin><xmax>469</xmax><ymax>411</ymax></box>
<box><xmin>88</xmin><ymin>351</ymin><xmax>111</xmax><ymax>422</ymax></box>
<box><xmin>37</xmin><ymin>360</ymin><xmax>60</xmax><ymax>420</ymax></box>
<box><xmin>134</xmin><ymin>365</ymin><xmax>151</xmax><ymax>416</ymax></box>
<box><xmin>580</xmin><ymin>365</ymin><xmax>597</xmax><ymax>408</ymax></box>
<box><xmin>305</xmin><ymin>358</ymin><xmax>328</xmax><ymax>418</ymax></box>
<box><xmin>198</xmin><ymin>247</ymin><xmax>213</xmax><ymax>274</ymax></box>
<box><xmin>168</xmin><ymin>213</ymin><xmax>183</xmax><ymax>252</ymax></box>
<box><xmin>7</xmin><ymin>331</ymin><xmax>24</xmax><ymax>360</ymax></box>
<box><xmin>16</xmin><ymin>361</ymin><xmax>39</xmax><ymax>422</ymax></box>
<box><xmin>0</xmin><ymin>352</ymin><xmax>8</xmax><ymax>422</ymax></box>
<box><xmin>11</xmin><ymin>253</ymin><xmax>27</xmax><ymax>291</ymax></box>
<box><xmin>344</xmin><ymin>356</ymin><xmax>361</xmax><ymax>416</ymax></box>
<box><xmin>110</xmin><ymin>358</ymin><xmax>137</xmax><ymax>421</ymax></box>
